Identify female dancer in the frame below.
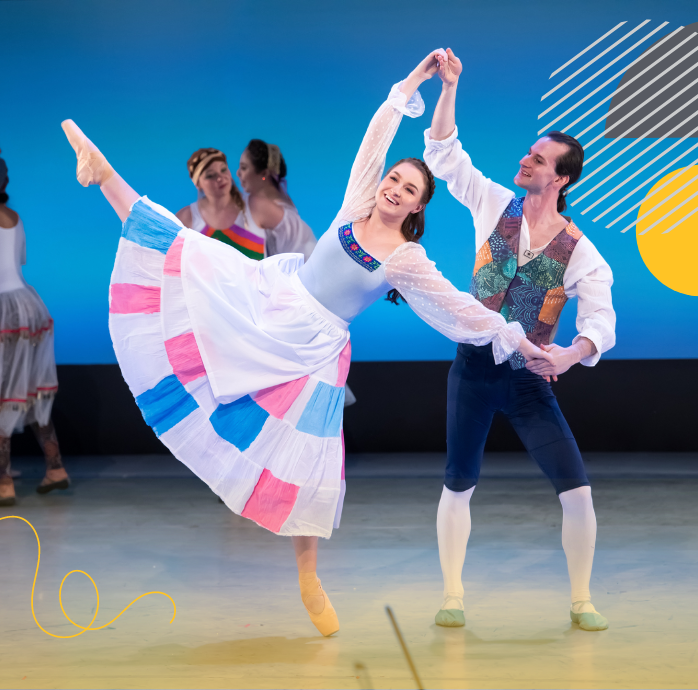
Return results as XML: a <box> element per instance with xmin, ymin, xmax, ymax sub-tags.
<box><xmin>175</xmin><ymin>148</ymin><xmax>265</xmax><ymax>259</ymax></box>
<box><xmin>237</xmin><ymin>139</ymin><xmax>317</xmax><ymax>261</ymax></box>
<box><xmin>62</xmin><ymin>49</ymin><xmax>550</xmax><ymax>636</ymax></box>
<box><xmin>0</xmin><ymin>153</ymin><xmax>68</xmax><ymax>506</ymax></box>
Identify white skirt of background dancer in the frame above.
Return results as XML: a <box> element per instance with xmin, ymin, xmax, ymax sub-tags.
<box><xmin>0</xmin><ymin>218</ymin><xmax>58</xmax><ymax>437</ymax></box>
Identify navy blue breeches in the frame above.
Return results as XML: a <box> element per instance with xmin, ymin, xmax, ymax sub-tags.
<box><xmin>446</xmin><ymin>343</ymin><xmax>590</xmax><ymax>495</ymax></box>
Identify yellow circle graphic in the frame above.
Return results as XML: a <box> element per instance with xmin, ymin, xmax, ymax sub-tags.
<box><xmin>636</xmin><ymin>166</ymin><xmax>698</xmax><ymax>296</ymax></box>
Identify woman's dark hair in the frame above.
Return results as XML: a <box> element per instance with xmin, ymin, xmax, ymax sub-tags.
<box><xmin>382</xmin><ymin>157</ymin><xmax>436</xmax><ymax>305</ymax></box>
<box><xmin>544</xmin><ymin>131</ymin><xmax>584</xmax><ymax>212</ymax></box>
<box><xmin>0</xmin><ymin>156</ymin><xmax>8</xmax><ymax>204</ymax></box>
<box><xmin>245</xmin><ymin>139</ymin><xmax>287</xmax><ymax>188</ymax></box>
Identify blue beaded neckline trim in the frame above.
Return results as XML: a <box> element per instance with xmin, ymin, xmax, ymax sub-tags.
<box><xmin>338</xmin><ymin>223</ymin><xmax>381</xmax><ymax>272</ymax></box>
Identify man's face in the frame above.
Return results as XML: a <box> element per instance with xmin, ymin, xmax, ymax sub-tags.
<box><xmin>514</xmin><ymin>137</ymin><xmax>570</xmax><ymax>195</ymax></box>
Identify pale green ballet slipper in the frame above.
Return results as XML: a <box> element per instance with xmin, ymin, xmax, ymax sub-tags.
<box><xmin>435</xmin><ymin>594</ymin><xmax>465</xmax><ymax>627</ymax></box>
<box><xmin>570</xmin><ymin>600</ymin><xmax>609</xmax><ymax>631</ymax></box>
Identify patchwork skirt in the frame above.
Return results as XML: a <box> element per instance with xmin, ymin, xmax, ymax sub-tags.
<box><xmin>109</xmin><ymin>198</ymin><xmax>350</xmax><ymax>538</ymax></box>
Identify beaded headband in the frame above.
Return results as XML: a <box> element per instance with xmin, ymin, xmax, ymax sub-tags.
<box><xmin>188</xmin><ymin>148</ymin><xmax>227</xmax><ymax>186</ymax></box>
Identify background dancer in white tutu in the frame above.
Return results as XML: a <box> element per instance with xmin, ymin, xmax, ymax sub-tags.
<box><xmin>0</xmin><ymin>153</ymin><xmax>69</xmax><ymax>506</ymax></box>
<box><xmin>62</xmin><ymin>49</ymin><xmax>552</xmax><ymax>636</ymax></box>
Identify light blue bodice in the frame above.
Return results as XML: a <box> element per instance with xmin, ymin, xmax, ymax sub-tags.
<box><xmin>297</xmin><ymin>222</ymin><xmax>391</xmax><ymax>323</ymax></box>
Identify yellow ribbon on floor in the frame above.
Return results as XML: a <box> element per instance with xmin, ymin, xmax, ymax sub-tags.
<box><xmin>1</xmin><ymin>515</ymin><xmax>176</xmax><ymax>638</ymax></box>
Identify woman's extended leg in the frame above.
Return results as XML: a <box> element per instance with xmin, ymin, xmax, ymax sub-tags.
<box><xmin>61</xmin><ymin>120</ymin><xmax>139</xmax><ymax>221</ymax></box>
<box><xmin>292</xmin><ymin>535</ymin><xmax>339</xmax><ymax>637</ymax></box>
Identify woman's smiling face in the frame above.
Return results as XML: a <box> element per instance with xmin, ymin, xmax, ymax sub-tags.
<box><xmin>374</xmin><ymin>162</ymin><xmax>427</xmax><ymax>220</ymax></box>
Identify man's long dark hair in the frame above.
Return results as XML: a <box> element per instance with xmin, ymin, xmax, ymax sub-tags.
<box><xmin>545</xmin><ymin>131</ymin><xmax>584</xmax><ymax>212</ymax></box>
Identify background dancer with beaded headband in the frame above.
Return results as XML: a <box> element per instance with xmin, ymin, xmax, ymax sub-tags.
<box><xmin>61</xmin><ymin>48</ymin><xmax>551</xmax><ymax>637</ymax></box>
<box><xmin>0</xmin><ymin>152</ymin><xmax>69</xmax><ymax>507</ymax></box>
<box><xmin>424</xmin><ymin>49</ymin><xmax>616</xmax><ymax>632</ymax></box>
<box><xmin>176</xmin><ymin>148</ymin><xmax>265</xmax><ymax>259</ymax></box>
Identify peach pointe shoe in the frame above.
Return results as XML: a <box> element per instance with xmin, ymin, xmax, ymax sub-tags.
<box><xmin>299</xmin><ymin>572</ymin><xmax>340</xmax><ymax>637</ymax></box>
<box><xmin>61</xmin><ymin>119</ymin><xmax>114</xmax><ymax>187</ymax></box>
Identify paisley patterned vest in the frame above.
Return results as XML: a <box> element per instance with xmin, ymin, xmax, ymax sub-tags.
<box><xmin>469</xmin><ymin>197</ymin><xmax>583</xmax><ymax>369</ymax></box>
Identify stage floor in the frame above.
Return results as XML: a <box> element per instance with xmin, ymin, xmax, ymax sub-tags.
<box><xmin>2</xmin><ymin>453</ymin><xmax>697</xmax><ymax>690</ymax></box>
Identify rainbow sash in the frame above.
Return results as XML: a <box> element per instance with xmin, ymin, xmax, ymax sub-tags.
<box><xmin>202</xmin><ymin>224</ymin><xmax>264</xmax><ymax>260</ymax></box>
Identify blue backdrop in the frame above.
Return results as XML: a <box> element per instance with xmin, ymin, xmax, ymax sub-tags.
<box><xmin>1</xmin><ymin>0</ymin><xmax>696</xmax><ymax>363</ymax></box>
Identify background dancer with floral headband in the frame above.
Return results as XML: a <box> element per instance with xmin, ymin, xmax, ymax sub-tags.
<box><xmin>237</xmin><ymin>139</ymin><xmax>317</xmax><ymax>262</ymax></box>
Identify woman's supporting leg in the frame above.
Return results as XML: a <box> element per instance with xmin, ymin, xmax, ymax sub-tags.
<box><xmin>61</xmin><ymin>120</ymin><xmax>139</xmax><ymax>221</ymax></box>
<box><xmin>0</xmin><ymin>436</ymin><xmax>15</xmax><ymax>506</ymax></box>
<box><xmin>293</xmin><ymin>535</ymin><xmax>318</xmax><ymax>574</ymax></box>
<box><xmin>292</xmin><ymin>535</ymin><xmax>339</xmax><ymax>637</ymax></box>
<box><xmin>435</xmin><ymin>485</ymin><xmax>475</xmax><ymax>626</ymax></box>
<box><xmin>31</xmin><ymin>419</ymin><xmax>70</xmax><ymax>493</ymax></box>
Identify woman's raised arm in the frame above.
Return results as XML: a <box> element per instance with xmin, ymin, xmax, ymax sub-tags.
<box><xmin>337</xmin><ymin>50</ymin><xmax>445</xmax><ymax>222</ymax></box>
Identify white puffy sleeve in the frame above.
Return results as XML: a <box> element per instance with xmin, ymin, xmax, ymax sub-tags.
<box><xmin>385</xmin><ymin>243</ymin><xmax>526</xmax><ymax>364</ymax></box>
<box><xmin>338</xmin><ymin>82</ymin><xmax>425</xmax><ymax>223</ymax></box>
<box><xmin>563</xmin><ymin>237</ymin><xmax>616</xmax><ymax>366</ymax></box>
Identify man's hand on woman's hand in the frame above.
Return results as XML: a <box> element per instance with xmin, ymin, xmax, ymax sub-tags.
<box><xmin>436</xmin><ymin>48</ymin><xmax>462</xmax><ymax>86</ymax></box>
<box><xmin>517</xmin><ymin>337</ymin><xmax>558</xmax><ymax>382</ymax></box>
<box><xmin>525</xmin><ymin>343</ymin><xmax>582</xmax><ymax>381</ymax></box>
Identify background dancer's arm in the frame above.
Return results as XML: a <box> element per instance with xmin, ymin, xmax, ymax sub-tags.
<box><xmin>337</xmin><ymin>50</ymin><xmax>445</xmax><ymax>222</ymax></box>
<box><xmin>385</xmin><ymin>243</ymin><xmax>550</xmax><ymax>365</ymax></box>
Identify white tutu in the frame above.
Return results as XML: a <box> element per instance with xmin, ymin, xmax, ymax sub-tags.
<box><xmin>0</xmin><ymin>286</ymin><xmax>58</xmax><ymax>436</ymax></box>
<box><xmin>109</xmin><ymin>198</ymin><xmax>350</xmax><ymax>538</ymax></box>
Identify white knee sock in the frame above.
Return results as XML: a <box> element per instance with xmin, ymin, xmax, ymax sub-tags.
<box><xmin>436</xmin><ymin>485</ymin><xmax>475</xmax><ymax>610</ymax></box>
<box><xmin>559</xmin><ymin>486</ymin><xmax>597</xmax><ymax>605</ymax></box>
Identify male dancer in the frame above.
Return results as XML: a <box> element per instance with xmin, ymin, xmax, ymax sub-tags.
<box><xmin>424</xmin><ymin>50</ymin><xmax>616</xmax><ymax>631</ymax></box>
